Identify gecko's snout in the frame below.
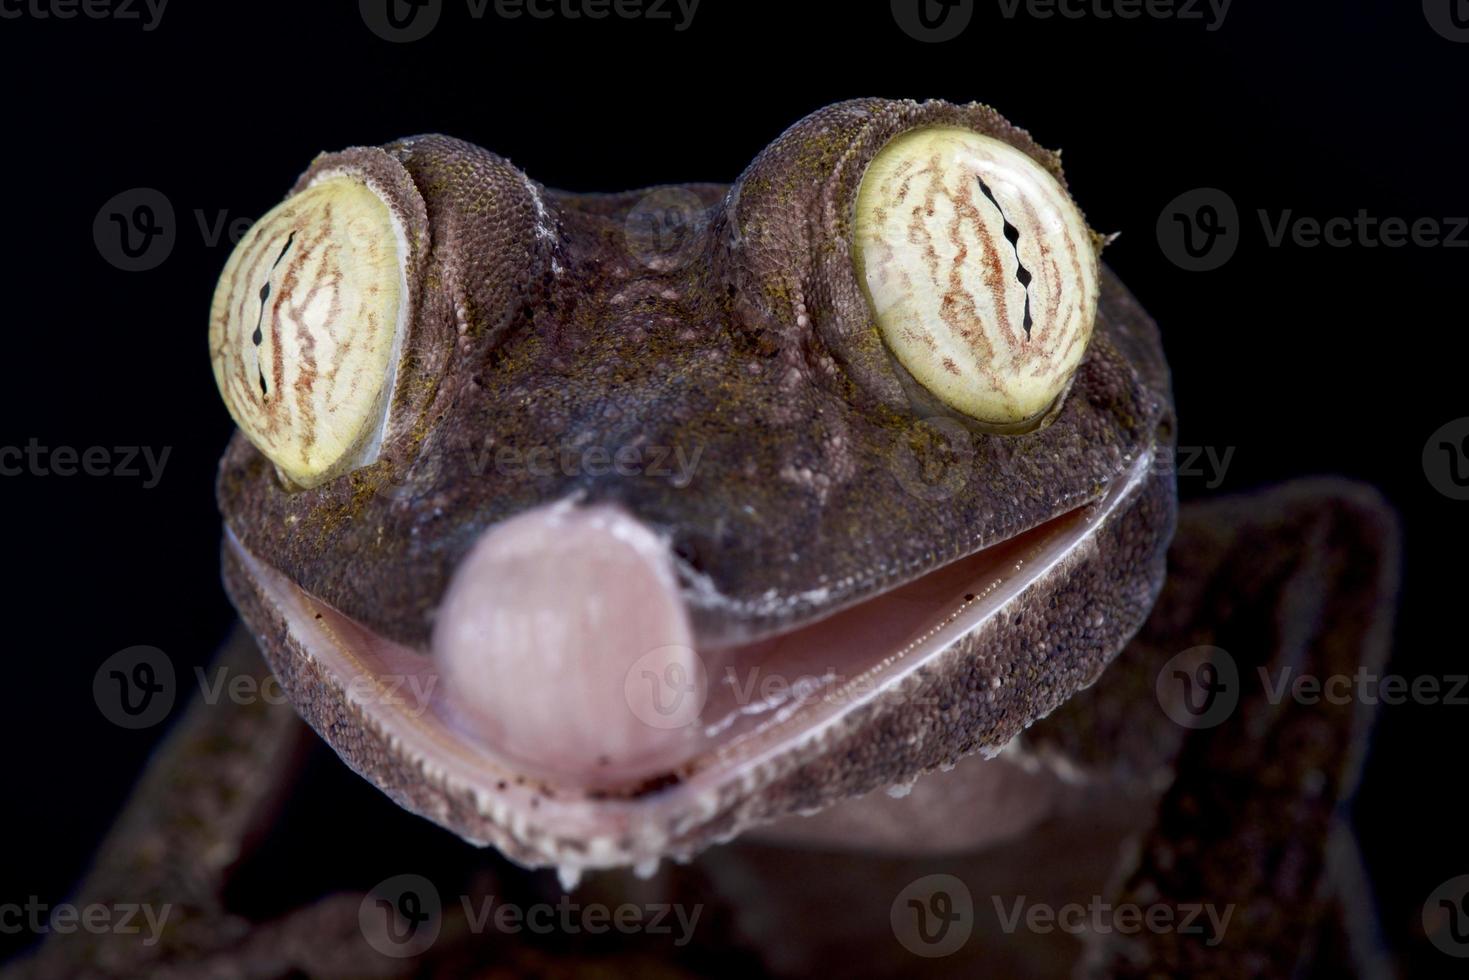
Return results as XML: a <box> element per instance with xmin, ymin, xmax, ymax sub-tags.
<box><xmin>431</xmin><ymin>501</ymin><xmax>711</xmax><ymax>787</ymax></box>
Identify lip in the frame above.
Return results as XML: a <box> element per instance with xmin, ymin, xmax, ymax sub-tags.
<box><xmin>224</xmin><ymin>446</ymin><xmax>1157</xmax><ymax>873</ymax></box>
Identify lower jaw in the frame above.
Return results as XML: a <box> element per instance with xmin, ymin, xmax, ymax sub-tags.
<box><xmin>221</xmin><ymin>445</ymin><xmax>1169</xmax><ymax>871</ymax></box>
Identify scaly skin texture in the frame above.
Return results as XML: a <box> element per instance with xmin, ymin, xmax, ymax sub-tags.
<box><xmin>211</xmin><ymin>98</ymin><xmax>1175</xmax><ymax>868</ymax></box>
<box><xmin>8</xmin><ymin>486</ymin><xmax>1398</xmax><ymax>977</ymax></box>
<box><xmin>3</xmin><ymin>99</ymin><xmax>1400</xmax><ymax>975</ymax></box>
<box><xmin>217</xmin><ymin>99</ymin><xmax>1162</xmax><ymax>649</ymax></box>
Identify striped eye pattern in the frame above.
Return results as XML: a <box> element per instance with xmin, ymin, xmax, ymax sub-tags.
<box><xmin>210</xmin><ymin>175</ymin><xmax>409</xmax><ymax>488</ymax></box>
<box><xmin>854</xmin><ymin>126</ymin><xmax>1099</xmax><ymax>427</ymax></box>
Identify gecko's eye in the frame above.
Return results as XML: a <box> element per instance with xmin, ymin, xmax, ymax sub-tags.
<box><xmin>209</xmin><ymin>175</ymin><xmax>409</xmax><ymax>488</ymax></box>
<box><xmin>854</xmin><ymin>126</ymin><xmax>1100</xmax><ymax>428</ymax></box>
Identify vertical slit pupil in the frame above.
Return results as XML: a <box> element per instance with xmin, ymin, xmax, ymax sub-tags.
<box><xmin>975</xmin><ymin>175</ymin><xmax>1036</xmax><ymax>340</ymax></box>
<box><xmin>251</xmin><ymin>231</ymin><xmax>297</xmax><ymax>400</ymax></box>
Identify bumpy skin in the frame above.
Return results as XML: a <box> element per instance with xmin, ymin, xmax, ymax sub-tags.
<box><xmin>9</xmin><ymin>485</ymin><xmax>1399</xmax><ymax>978</ymax></box>
<box><xmin>217</xmin><ymin>99</ymin><xmax>1164</xmax><ymax>649</ymax></box>
<box><xmin>214</xmin><ymin>98</ymin><xmax>1176</xmax><ymax>867</ymax></box>
<box><xmin>8</xmin><ymin>99</ymin><xmax>1401</xmax><ymax>979</ymax></box>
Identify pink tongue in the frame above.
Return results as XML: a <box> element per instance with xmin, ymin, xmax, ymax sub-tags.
<box><xmin>432</xmin><ymin>502</ymin><xmax>709</xmax><ymax>786</ymax></box>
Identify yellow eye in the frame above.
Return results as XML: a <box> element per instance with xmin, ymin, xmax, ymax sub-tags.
<box><xmin>854</xmin><ymin>126</ymin><xmax>1099</xmax><ymax>427</ymax></box>
<box><xmin>209</xmin><ymin>175</ymin><xmax>408</xmax><ymax>488</ymax></box>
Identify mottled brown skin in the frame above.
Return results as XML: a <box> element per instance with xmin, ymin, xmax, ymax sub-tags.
<box><xmin>7</xmin><ymin>100</ymin><xmax>1399</xmax><ymax>976</ymax></box>
<box><xmin>11</xmin><ymin>485</ymin><xmax>1398</xmax><ymax>978</ymax></box>
<box><xmin>209</xmin><ymin>98</ymin><xmax>1174</xmax><ymax>869</ymax></box>
<box><xmin>218</xmin><ymin>99</ymin><xmax>1159</xmax><ymax>648</ymax></box>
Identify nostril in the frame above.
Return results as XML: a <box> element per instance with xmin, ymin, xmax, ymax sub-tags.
<box><xmin>431</xmin><ymin>502</ymin><xmax>709</xmax><ymax>787</ymax></box>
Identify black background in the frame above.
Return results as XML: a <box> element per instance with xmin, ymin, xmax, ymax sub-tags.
<box><xmin>1</xmin><ymin>0</ymin><xmax>1465</xmax><ymax>971</ymax></box>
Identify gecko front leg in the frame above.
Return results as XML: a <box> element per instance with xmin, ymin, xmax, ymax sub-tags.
<box><xmin>665</xmin><ymin>479</ymin><xmax>1399</xmax><ymax>977</ymax></box>
<box><xmin>4</xmin><ymin>630</ymin><xmax>408</xmax><ymax>979</ymax></box>
<box><xmin>1075</xmin><ymin>479</ymin><xmax>1399</xmax><ymax>976</ymax></box>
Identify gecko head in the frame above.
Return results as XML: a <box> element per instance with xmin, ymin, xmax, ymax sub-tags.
<box><xmin>211</xmin><ymin>99</ymin><xmax>1176</xmax><ymax>872</ymax></box>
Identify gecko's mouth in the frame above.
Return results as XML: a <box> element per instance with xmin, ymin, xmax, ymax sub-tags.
<box><xmin>224</xmin><ymin>448</ymin><xmax>1156</xmax><ymax>870</ymax></box>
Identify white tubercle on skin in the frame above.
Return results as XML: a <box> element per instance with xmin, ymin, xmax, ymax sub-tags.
<box><xmin>854</xmin><ymin>126</ymin><xmax>1099</xmax><ymax>425</ymax></box>
<box><xmin>209</xmin><ymin>176</ymin><xmax>409</xmax><ymax>488</ymax></box>
<box><xmin>432</xmin><ymin>503</ymin><xmax>710</xmax><ymax>787</ymax></box>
